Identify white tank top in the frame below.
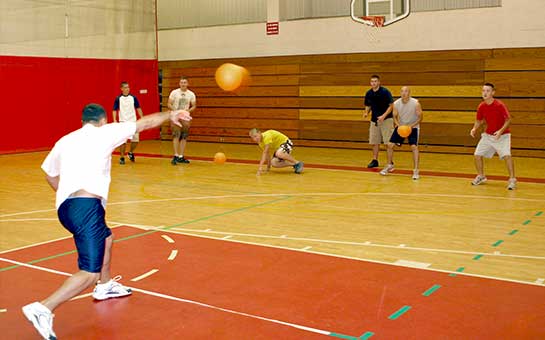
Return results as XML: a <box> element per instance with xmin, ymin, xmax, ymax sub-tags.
<box><xmin>394</xmin><ymin>97</ymin><xmax>420</xmax><ymax>128</ymax></box>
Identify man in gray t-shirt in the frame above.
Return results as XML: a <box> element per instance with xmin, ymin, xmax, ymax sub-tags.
<box><xmin>379</xmin><ymin>86</ymin><xmax>423</xmax><ymax>180</ymax></box>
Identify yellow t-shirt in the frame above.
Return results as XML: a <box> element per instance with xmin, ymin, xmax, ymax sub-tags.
<box><xmin>258</xmin><ymin>130</ymin><xmax>289</xmax><ymax>151</ymax></box>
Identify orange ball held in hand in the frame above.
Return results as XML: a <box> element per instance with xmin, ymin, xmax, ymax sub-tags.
<box><xmin>397</xmin><ymin>125</ymin><xmax>412</xmax><ymax>138</ymax></box>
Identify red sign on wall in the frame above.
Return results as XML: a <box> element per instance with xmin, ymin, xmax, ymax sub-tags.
<box><xmin>266</xmin><ymin>22</ymin><xmax>279</xmax><ymax>35</ymax></box>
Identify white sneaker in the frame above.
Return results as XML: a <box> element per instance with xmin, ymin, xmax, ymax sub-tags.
<box><xmin>22</xmin><ymin>302</ymin><xmax>57</xmax><ymax>340</ymax></box>
<box><xmin>92</xmin><ymin>275</ymin><xmax>132</xmax><ymax>301</ymax></box>
<box><xmin>412</xmin><ymin>169</ymin><xmax>420</xmax><ymax>180</ymax></box>
<box><xmin>379</xmin><ymin>164</ymin><xmax>395</xmax><ymax>176</ymax></box>
<box><xmin>471</xmin><ymin>175</ymin><xmax>487</xmax><ymax>186</ymax></box>
<box><xmin>507</xmin><ymin>178</ymin><xmax>517</xmax><ymax>190</ymax></box>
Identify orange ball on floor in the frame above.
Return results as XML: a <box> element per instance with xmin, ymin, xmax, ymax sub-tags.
<box><xmin>214</xmin><ymin>152</ymin><xmax>226</xmax><ymax>164</ymax></box>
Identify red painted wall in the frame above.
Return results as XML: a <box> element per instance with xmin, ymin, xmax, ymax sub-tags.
<box><xmin>0</xmin><ymin>56</ymin><xmax>159</xmax><ymax>154</ymax></box>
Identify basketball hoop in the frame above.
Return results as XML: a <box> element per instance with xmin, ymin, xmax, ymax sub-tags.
<box><xmin>360</xmin><ymin>16</ymin><xmax>385</xmax><ymax>27</ymax></box>
<box><xmin>360</xmin><ymin>16</ymin><xmax>385</xmax><ymax>43</ymax></box>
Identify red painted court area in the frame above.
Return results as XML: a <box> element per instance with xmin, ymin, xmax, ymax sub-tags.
<box><xmin>1</xmin><ymin>226</ymin><xmax>544</xmax><ymax>339</ymax></box>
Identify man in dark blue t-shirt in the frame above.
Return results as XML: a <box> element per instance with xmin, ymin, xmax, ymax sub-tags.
<box><xmin>363</xmin><ymin>75</ymin><xmax>394</xmax><ymax>168</ymax></box>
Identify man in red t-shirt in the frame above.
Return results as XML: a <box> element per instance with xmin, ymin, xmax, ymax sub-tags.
<box><xmin>470</xmin><ymin>83</ymin><xmax>516</xmax><ymax>190</ymax></box>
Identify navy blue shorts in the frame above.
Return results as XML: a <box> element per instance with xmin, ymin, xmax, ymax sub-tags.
<box><xmin>390</xmin><ymin>127</ymin><xmax>419</xmax><ymax>146</ymax></box>
<box><xmin>57</xmin><ymin>197</ymin><xmax>111</xmax><ymax>273</ymax></box>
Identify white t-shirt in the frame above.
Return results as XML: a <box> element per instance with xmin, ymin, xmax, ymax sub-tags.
<box><xmin>113</xmin><ymin>94</ymin><xmax>140</xmax><ymax>122</ymax></box>
<box><xmin>394</xmin><ymin>97</ymin><xmax>420</xmax><ymax>129</ymax></box>
<box><xmin>168</xmin><ymin>89</ymin><xmax>196</xmax><ymax>111</ymax></box>
<box><xmin>41</xmin><ymin>122</ymin><xmax>137</xmax><ymax>209</ymax></box>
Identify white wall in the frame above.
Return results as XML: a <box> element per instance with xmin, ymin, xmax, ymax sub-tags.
<box><xmin>0</xmin><ymin>0</ymin><xmax>156</xmax><ymax>59</ymax></box>
<box><xmin>158</xmin><ymin>0</ymin><xmax>545</xmax><ymax>61</ymax></box>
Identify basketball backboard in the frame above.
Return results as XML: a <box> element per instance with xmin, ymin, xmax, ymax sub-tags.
<box><xmin>351</xmin><ymin>0</ymin><xmax>410</xmax><ymax>26</ymax></box>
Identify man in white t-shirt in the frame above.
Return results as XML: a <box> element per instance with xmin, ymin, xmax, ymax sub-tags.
<box><xmin>168</xmin><ymin>76</ymin><xmax>196</xmax><ymax>164</ymax></box>
<box><xmin>113</xmin><ymin>81</ymin><xmax>144</xmax><ymax>164</ymax></box>
<box><xmin>380</xmin><ymin>86</ymin><xmax>423</xmax><ymax>180</ymax></box>
<box><xmin>22</xmin><ymin>103</ymin><xmax>188</xmax><ymax>340</ymax></box>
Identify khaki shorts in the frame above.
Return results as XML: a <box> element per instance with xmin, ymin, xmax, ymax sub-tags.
<box><xmin>369</xmin><ymin>118</ymin><xmax>394</xmax><ymax>145</ymax></box>
<box><xmin>474</xmin><ymin>133</ymin><xmax>511</xmax><ymax>159</ymax></box>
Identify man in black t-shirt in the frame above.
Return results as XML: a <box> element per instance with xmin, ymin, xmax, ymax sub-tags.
<box><xmin>363</xmin><ymin>75</ymin><xmax>394</xmax><ymax>168</ymax></box>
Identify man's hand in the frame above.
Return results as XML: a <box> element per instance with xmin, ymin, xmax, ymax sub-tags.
<box><xmin>492</xmin><ymin>130</ymin><xmax>502</xmax><ymax>139</ymax></box>
<box><xmin>377</xmin><ymin>115</ymin><xmax>386</xmax><ymax>123</ymax></box>
<box><xmin>170</xmin><ymin>110</ymin><xmax>192</xmax><ymax>127</ymax></box>
<box><xmin>470</xmin><ymin>128</ymin><xmax>477</xmax><ymax>138</ymax></box>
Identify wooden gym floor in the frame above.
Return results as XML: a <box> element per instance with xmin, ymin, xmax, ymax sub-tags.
<box><xmin>1</xmin><ymin>141</ymin><xmax>544</xmax><ymax>339</ymax></box>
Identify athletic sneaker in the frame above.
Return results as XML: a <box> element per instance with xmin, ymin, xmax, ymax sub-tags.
<box><xmin>92</xmin><ymin>275</ymin><xmax>132</xmax><ymax>301</ymax></box>
<box><xmin>471</xmin><ymin>175</ymin><xmax>487</xmax><ymax>186</ymax></box>
<box><xmin>507</xmin><ymin>178</ymin><xmax>517</xmax><ymax>190</ymax></box>
<box><xmin>119</xmin><ymin>157</ymin><xmax>125</xmax><ymax>165</ymax></box>
<box><xmin>367</xmin><ymin>159</ymin><xmax>379</xmax><ymax>168</ymax></box>
<box><xmin>177</xmin><ymin>156</ymin><xmax>190</xmax><ymax>164</ymax></box>
<box><xmin>294</xmin><ymin>161</ymin><xmax>304</xmax><ymax>174</ymax></box>
<box><xmin>412</xmin><ymin>169</ymin><xmax>420</xmax><ymax>180</ymax></box>
<box><xmin>128</xmin><ymin>152</ymin><xmax>135</xmax><ymax>162</ymax></box>
<box><xmin>171</xmin><ymin>156</ymin><xmax>178</xmax><ymax>165</ymax></box>
<box><xmin>379</xmin><ymin>164</ymin><xmax>394</xmax><ymax>176</ymax></box>
<box><xmin>22</xmin><ymin>302</ymin><xmax>57</xmax><ymax>340</ymax></box>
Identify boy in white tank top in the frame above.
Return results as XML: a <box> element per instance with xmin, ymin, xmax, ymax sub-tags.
<box><xmin>379</xmin><ymin>86</ymin><xmax>423</xmax><ymax>179</ymax></box>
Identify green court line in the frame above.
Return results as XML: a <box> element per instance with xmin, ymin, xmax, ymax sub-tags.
<box><xmin>508</xmin><ymin>229</ymin><xmax>518</xmax><ymax>235</ymax></box>
<box><xmin>422</xmin><ymin>284</ymin><xmax>442</xmax><ymax>297</ymax></box>
<box><xmin>523</xmin><ymin>220</ymin><xmax>531</xmax><ymax>225</ymax></box>
<box><xmin>388</xmin><ymin>305</ymin><xmax>411</xmax><ymax>320</ymax></box>
<box><xmin>473</xmin><ymin>254</ymin><xmax>483</xmax><ymax>260</ymax></box>
<box><xmin>492</xmin><ymin>240</ymin><xmax>503</xmax><ymax>247</ymax></box>
<box><xmin>0</xmin><ymin>196</ymin><xmax>292</xmax><ymax>272</ymax></box>
<box><xmin>359</xmin><ymin>331</ymin><xmax>375</xmax><ymax>339</ymax></box>
<box><xmin>536</xmin><ymin>211</ymin><xmax>543</xmax><ymax>217</ymax></box>
<box><xmin>330</xmin><ymin>333</ymin><xmax>359</xmax><ymax>340</ymax></box>
<box><xmin>448</xmin><ymin>267</ymin><xmax>465</xmax><ymax>277</ymax></box>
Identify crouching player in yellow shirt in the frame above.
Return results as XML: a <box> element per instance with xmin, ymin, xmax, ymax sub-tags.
<box><xmin>249</xmin><ymin>128</ymin><xmax>304</xmax><ymax>176</ymax></box>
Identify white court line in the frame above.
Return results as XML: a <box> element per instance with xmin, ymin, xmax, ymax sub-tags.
<box><xmin>0</xmin><ymin>218</ymin><xmax>58</xmax><ymax>222</ymax></box>
<box><xmin>143</xmin><ymin>229</ymin><xmax>545</xmax><ymax>287</ymax></box>
<box><xmin>0</xmin><ymin>309</ymin><xmax>7</xmax><ymax>313</ymax></box>
<box><xmin>536</xmin><ymin>278</ymin><xmax>545</xmax><ymax>285</ymax></box>
<box><xmin>222</xmin><ymin>235</ymin><xmax>233</xmax><ymax>240</ymax></box>
<box><xmin>165</xmin><ymin>226</ymin><xmax>545</xmax><ymax>261</ymax></box>
<box><xmin>131</xmin><ymin>269</ymin><xmax>159</xmax><ymax>282</ymax></box>
<box><xmin>394</xmin><ymin>259</ymin><xmax>431</xmax><ymax>269</ymax></box>
<box><xmin>2</xmin><ymin>191</ymin><xmax>543</xmax><ymax>218</ymax></box>
<box><xmin>161</xmin><ymin>235</ymin><xmax>175</xmax><ymax>243</ymax></box>
<box><xmin>0</xmin><ymin>257</ymin><xmax>333</xmax><ymax>337</ymax></box>
<box><xmin>301</xmin><ymin>246</ymin><xmax>312</xmax><ymax>251</ymax></box>
<box><xmin>0</xmin><ymin>223</ymin><xmax>123</xmax><ymax>255</ymax></box>
<box><xmin>168</xmin><ymin>250</ymin><xmax>178</xmax><ymax>261</ymax></box>
<box><xmin>70</xmin><ymin>292</ymin><xmax>93</xmax><ymax>301</ymax></box>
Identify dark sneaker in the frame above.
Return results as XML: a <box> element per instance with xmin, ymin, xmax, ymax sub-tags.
<box><xmin>171</xmin><ymin>156</ymin><xmax>178</xmax><ymax>165</ymax></box>
<box><xmin>177</xmin><ymin>156</ymin><xmax>190</xmax><ymax>164</ymax></box>
<box><xmin>119</xmin><ymin>157</ymin><xmax>125</xmax><ymax>165</ymax></box>
<box><xmin>367</xmin><ymin>159</ymin><xmax>379</xmax><ymax>168</ymax></box>
<box><xmin>294</xmin><ymin>161</ymin><xmax>304</xmax><ymax>174</ymax></box>
<box><xmin>128</xmin><ymin>152</ymin><xmax>135</xmax><ymax>162</ymax></box>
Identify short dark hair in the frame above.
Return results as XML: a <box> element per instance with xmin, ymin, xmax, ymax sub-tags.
<box><xmin>371</xmin><ymin>75</ymin><xmax>380</xmax><ymax>80</ymax></box>
<box><xmin>82</xmin><ymin>103</ymin><xmax>106</xmax><ymax>123</ymax></box>
<box><xmin>180</xmin><ymin>76</ymin><xmax>188</xmax><ymax>81</ymax></box>
<box><xmin>484</xmin><ymin>82</ymin><xmax>495</xmax><ymax>89</ymax></box>
<box><xmin>120</xmin><ymin>81</ymin><xmax>129</xmax><ymax>87</ymax></box>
